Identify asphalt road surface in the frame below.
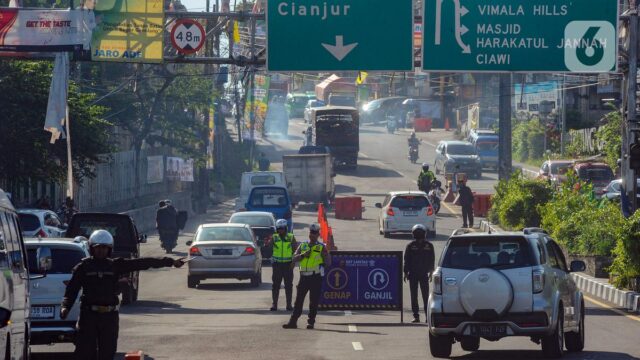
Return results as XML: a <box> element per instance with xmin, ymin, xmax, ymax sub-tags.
<box><xmin>32</xmin><ymin>119</ymin><xmax>640</xmax><ymax>360</ymax></box>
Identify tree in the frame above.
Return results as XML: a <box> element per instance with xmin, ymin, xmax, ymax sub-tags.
<box><xmin>0</xmin><ymin>59</ymin><xmax>111</xmax><ymax>186</ymax></box>
<box><xmin>596</xmin><ymin>110</ymin><xmax>622</xmax><ymax>172</ymax></box>
<box><xmin>90</xmin><ymin>63</ymin><xmax>214</xmax><ymax>196</ymax></box>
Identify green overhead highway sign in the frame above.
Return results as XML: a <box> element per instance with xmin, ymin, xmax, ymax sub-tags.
<box><xmin>422</xmin><ymin>0</ymin><xmax>618</xmax><ymax>72</ymax></box>
<box><xmin>267</xmin><ymin>0</ymin><xmax>413</xmax><ymax>71</ymax></box>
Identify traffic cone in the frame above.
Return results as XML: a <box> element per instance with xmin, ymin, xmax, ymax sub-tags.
<box><xmin>125</xmin><ymin>351</ymin><xmax>144</xmax><ymax>360</ymax></box>
<box><xmin>445</xmin><ymin>118</ymin><xmax>450</xmax><ymax>131</ymax></box>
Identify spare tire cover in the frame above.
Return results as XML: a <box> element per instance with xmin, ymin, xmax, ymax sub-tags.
<box><xmin>459</xmin><ymin>268</ymin><xmax>514</xmax><ymax>317</ymax></box>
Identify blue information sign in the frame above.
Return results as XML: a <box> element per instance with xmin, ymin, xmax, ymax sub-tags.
<box><xmin>319</xmin><ymin>251</ymin><xmax>403</xmax><ymax>311</ymax></box>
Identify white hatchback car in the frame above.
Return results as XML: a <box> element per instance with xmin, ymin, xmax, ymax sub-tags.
<box><xmin>376</xmin><ymin>191</ymin><xmax>436</xmax><ymax>238</ymax></box>
<box><xmin>25</xmin><ymin>237</ymin><xmax>89</xmax><ymax>345</ymax></box>
<box><xmin>18</xmin><ymin>209</ymin><xmax>66</xmax><ymax>238</ymax></box>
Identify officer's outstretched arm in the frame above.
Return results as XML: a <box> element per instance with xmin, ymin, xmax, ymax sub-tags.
<box><xmin>116</xmin><ymin>257</ymin><xmax>177</xmax><ymax>273</ymax></box>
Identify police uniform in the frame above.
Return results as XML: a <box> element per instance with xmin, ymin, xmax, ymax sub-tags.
<box><xmin>62</xmin><ymin>256</ymin><xmax>175</xmax><ymax>360</ymax></box>
<box><xmin>404</xmin><ymin>239</ymin><xmax>435</xmax><ymax>321</ymax></box>
<box><xmin>271</xmin><ymin>232</ymin><xmax>296</xmax><ymax>309</ymax></box>
<box><xmin>288</xmin><ymin>241</ymin><xmax>327</xmax><ymax>327</ymax></box>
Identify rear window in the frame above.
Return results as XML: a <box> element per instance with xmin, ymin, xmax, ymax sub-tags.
<box><xmin>68</xmin><ymin>217</ymin><xmax>135</xmax><ymax>250</ymax></box>
<box><xmin>441</xmin><ymin>236</ymin><xmax>535</xmax><ymax>270</ymax></box>
<box><xmin>229</xmin><ymin>215</ymin><xmax>274</xmax><ymax>227</ymax></box>
<box><xmin>476</xmin><ymin>142</ymin><xmax>498</xmax><ymax>151</ymax></box>
<box><xmin>550</xmin><ymin>163</ymin><xmax>572</xmax><ymax>175</ymax></box>
<box><xmin>196</xmin><ymin>227</ymin><xmax>252</xmax><ymax>242</ymax></box>
<box><xmin>249</xmin><ymin>188</ymin><xmax>288</xmax><ymax>207</ymax></box>
<box><xmin>447</xmin><ymin>144</ymin><xmax>477</xmax><ymax>156</ymax></box>
<box><xmin>27</xmin><ymin>247</ymin><xmax>85</xmax><ymax>275</ymax></box>
<box><xmin>250</xmin><ymin>175</ymin><xmax>277</xmax><ymax>186</ymax></box>
<box><xmin>577</xmin><ymin>167</ymin><xmax>614</xmax><ymax>183</ymax></box>
<box><xmin>18</xmin><ymin>213</ymin><xmax>40</xmax><ymax>232</ymax></box>
<box><xmin>390</xmin><ymin>196</ymin><xmax>429</xmax><ymax>210</ymax></box>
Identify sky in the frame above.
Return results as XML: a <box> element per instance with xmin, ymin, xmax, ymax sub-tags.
<box><xmin>179</xmin><ymin>0</ymin><xmax>241</xmax><ymax>12</ymax></box>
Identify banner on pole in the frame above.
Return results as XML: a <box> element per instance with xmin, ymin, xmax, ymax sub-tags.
<box><xmin>146</xmin><ymin>155</ymin><xmax>164</xmax><ymax>184</ymax></box>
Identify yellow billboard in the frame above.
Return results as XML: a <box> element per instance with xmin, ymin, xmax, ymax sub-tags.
<box><xmin>90</xmin><ymin>0</ymin><xmax>164</xmax><ymax>63</ymax></box>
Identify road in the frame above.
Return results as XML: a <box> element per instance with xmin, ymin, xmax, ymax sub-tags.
<box><xmin>32</xmin><ymin>119</ymin><xmax>640</xmax><ymax>360</ymax></box>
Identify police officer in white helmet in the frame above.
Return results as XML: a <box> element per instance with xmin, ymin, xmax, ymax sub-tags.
<box><xmin>60</xmin><ymin>230</ymin><xmax>185</xmax><ymax>360</ymax></box>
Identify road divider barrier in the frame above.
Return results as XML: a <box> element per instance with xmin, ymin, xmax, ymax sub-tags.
<box><xmin>334</xmin><ymin>196</ymin><xmax>363</xmax><ymax>220</ymax></box>
<box><xmin>472</xmin><ymin>193</ymin><xmax>492</xmax><ymax>218</ymax></box>
<box><xmin>414</xmin><ymin>118</ymin><xmax>432</xmax><ymax>132</ymax></box>
<box><xmin>318</xmin><ymin>203</ymin><xmax>337</xmax><ymax>250</ymax></box>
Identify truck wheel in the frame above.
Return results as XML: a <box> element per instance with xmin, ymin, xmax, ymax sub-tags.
<box><xmin>188</xmin><ymin>276</ymin><xmax>199</xmax><ymax>289</ymax></box>
<box><xmin>565</xmin><ymin>304</ymin><xmax>585</xmax><ymax>352</ymax></box>
<box><xmin>428</xmin><ymin>332</ymin><xmax>452</xmax><ymax>358</ymax></box>
<box><xmin>542</xmin><ymin>307</ymin><xmax>564</xmax><ymax>358</ymax></box>
<box><xmin>121</xmin><ymin>285</ymin><xmax>135</xmax><ymax>305</ymax></box>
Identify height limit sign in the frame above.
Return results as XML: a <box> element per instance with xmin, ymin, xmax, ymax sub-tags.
<box><xmin>171</xmin><ymin>19</ymin><xmax>206</xmax><ymax>55</ymax></box>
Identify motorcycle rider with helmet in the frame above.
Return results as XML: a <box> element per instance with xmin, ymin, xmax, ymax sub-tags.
<box><xmin>417</xmin><ymin>163</ymin><xmax>435</xmax><ymax>193</ymax></box>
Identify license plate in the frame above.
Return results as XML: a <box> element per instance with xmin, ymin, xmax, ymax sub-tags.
<box><xmin>211</xmin><ymin>249</ymin><xmax>232</xmax><ymax>255</ymax></box>
<box><xmin>470</xmin><ymin>324</ymin><xmax>507</xmax><ymax>337</ymax></box>
<box><xmin>403</xmin><ymin>211</ymin><xmax>418</xmax><ymax>216</ymax></box>
<box><xmin>31</xmin><ymin>305</ymin><xmax>55</xmax><ymax>319</ymax></box>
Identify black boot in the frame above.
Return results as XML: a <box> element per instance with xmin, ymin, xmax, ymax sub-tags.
<box><xmin>282</xmin><ymin>319</ymin><xmax>297</xmax><ymax>329</ymax></box>
<box><xmin>270</xmin><ymin>304</ymin><xmax>277</xmax><ymax>311</ymax></box>
<box><xmin>411</xmin><ymin>316</ymin><xmax>420</xmax><ymax>323</ymax></box>
<box><xmin>306</xmin><ymin>319</ymin><xmax>315</xmax><ymax>329</ymax></box>
<box><xmin>285</xmin><ymin>287</ymin><xmax>293</xmax><ymax>311</ymax></box>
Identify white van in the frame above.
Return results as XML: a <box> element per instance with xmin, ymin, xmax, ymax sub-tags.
<box><xmin>235</xmin><ymin>172</ymin><xmax>286</xmax><ymax>211</ymax></box>
<box><xmin>0</xmin><ymin>189</ymin><xmax>33</xmax><ymax>359</ymax></box>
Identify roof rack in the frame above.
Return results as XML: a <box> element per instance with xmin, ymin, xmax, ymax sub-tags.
<box><xmin>451</xmin><ymin>228</ymin><xmax>472</xmax><ymax>237</ymax></box>
<box><xmin>522</xmin><ymin>227</ymin><xmax>549</xmax><ymax>235</ymax></box>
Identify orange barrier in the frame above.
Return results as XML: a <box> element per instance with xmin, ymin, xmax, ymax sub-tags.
<box><xmin>445</xmin><ymin>118</ymin><xmax>450</xmax><ymax>131</ymax></box>
<box><xmin>334</xmin><ymin>197</ymin><xmax>363</xmax><ymax>220</ymax></box>
<box><xmin>472</xmin><ymin>193</ymin><xmax>492</xmax><ymax>217</ymax></box>
<box><xmin>414</xmin><ymin>118</ymin><xmax>432</xmax><ymax>132</ymax></box>
<box><xmin>125</xmin><ymin>351</ymin><xmax>145</xmax><ymax>360</ymax></box>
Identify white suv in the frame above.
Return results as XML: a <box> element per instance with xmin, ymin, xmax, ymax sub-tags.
<box><xmin>376</xmin><ymin>191</ymin><xmax>436</xmax><ymax>238</ymax></box>
<box><xmin>25</xmin><ymin>238</ymin><xmax>89</xmax><ymax>345</ymax></box>
<box><xmin>428</xmin><ymin>228</ymin><xmax>586</xmax><ymax>358</ymax></box>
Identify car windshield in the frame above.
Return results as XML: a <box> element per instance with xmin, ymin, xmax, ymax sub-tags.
<box><xmin>249</xmin><ymin>188</ymin><xmax>288</xmax><ymax>207</ymax></box>
<box><xmin>230</xmin><ymin>215</ymin><xmax>274</xmax><ymax>227</ymax></box>
<box><xmin>196</xmin><ymin>227</ymin><xmax>253</xmax><ymax>242</ymax></box>
<box><xmin>476</xmin><ymin>141</ymin><xmax>498</xmax><ymax>152</ymax></box>
<box><xmin>329</xmin><ymin>96</ymin><xmax>356</xmax><ymax>107</ymax></box>
<box><xmin>441</xmin><ymin>236</ymin><xmax>534</xmax><ymax>270</ymax></box>
<box><xmin>550</xmin><ymin>163</ymin><xmax>572</xmax><ymax>175</ymax></box>
<box><xmin>578</xmin><ymin>167</ymin><xmax>614</xmax><ymax>183</ymax></box>
<box><xmin>447</xmin><ymin>144</ymin><xmax>477</xmax><ymax>155</ymax></box>
<box><xmin>18</xmin><ymin>213</ymin><xmax>40</xmax><ymax>231</ymax></box>
<box><xmin>27</xmin><ymin>247</ymin><xmax>85</xmax><ymax>275</ymax></box>
<box><xmin>390</xmin><ymin>195</ymin><xmax>429</xmax><ymax>210</ymax></box>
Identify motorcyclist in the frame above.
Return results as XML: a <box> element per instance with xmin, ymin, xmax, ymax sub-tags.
<box><xmin>417</xmin><ymin>163</ymin><xmax>435</xmax><ymax>192</ymax></box>
<box><xmin>407</xmin><ymin>132</ymin><xmax>420</xmax><ymax>148</ymax></box>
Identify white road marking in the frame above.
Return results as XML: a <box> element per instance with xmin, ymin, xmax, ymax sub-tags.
<box><xmin>360</xmin><ymin>152</ymin><xmax>370</xmax><ymax>159</ymax></box>
<box><xmin>344</xmin><ymin>310</ymin><xmax>352</xmax><ymax>316</ymax></box>
<box><xmin>348</xmin><ymin>325</ymin><xmax>358</xmax><ymax>333</ymax></box>
<box><xmin>352</xmin><ymin>342</ymin><xmax>364</xmax><ymax>351</ymax></box>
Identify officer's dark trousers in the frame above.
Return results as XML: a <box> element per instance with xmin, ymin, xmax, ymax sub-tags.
<box><xmin>409</xmin><ymin>277</ymin><xmax>429</xmax><ymax>318</ymax></box>
<box><xmin>75</xmin><ymin>309</ymin><xmax>119</xmax><ymax>360</ymax></box>
<box><xmin>272</xmin><ymin>262</ymin><xmax>293</xmax><ymax>306</ymax></box>
<box><xmin>462</xmin><ymin>205</ymin><xmax>474</xmax><ymax>228</ymax></box>
<box><xmin>291</xmin><ymin>274</ymin><xmax>322</xmax><ymax>324</ymax></box>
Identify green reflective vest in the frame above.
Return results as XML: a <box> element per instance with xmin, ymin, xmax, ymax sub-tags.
<box><xmin>272</xmin><ymin>233</ymin><xmax>294</xmax><ymax>263</ymax></box>
<box><xmin>299</xmin><ymin>242</ymin><xmax>325</xmax><ymax>273</ymax></box>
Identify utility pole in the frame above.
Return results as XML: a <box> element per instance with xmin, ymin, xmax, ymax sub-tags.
<box><xmin>248</xmin><ymin>14</ymin><xmax>256</xmax><ymax>169</ymax></box>
<box><xmin>498</xmin><ymin>73</ymin><xmax>513</xmax><ymax>180</ymax></box>
<box><xmin>623</xmin><ymin>0</ymin><xmax>639</xmax><ymax>213</ymax></box>
<box><xmin>560</xmin><ymin>74</ymin><xmax>566</xmax><ymax>156</ymax></box>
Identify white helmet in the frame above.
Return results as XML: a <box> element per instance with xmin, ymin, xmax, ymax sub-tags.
<box><xmin>89</xmin><ymin>230</ymin><xmax>114</xmax><ymax>248</ymax></box>
<box><xmin>411</xmin><ymin>224</ymin><xmax>427</xmax><ymax>236</ymax></box>
<box><xmin>275</xmin><ymin>219</ymin><xmax>288</xmax><ymax>230</ymax></box>
<box><xmin>309</xmin><ymin>223</ymin><xmax>321</xmax><ymax>233</ymax></box>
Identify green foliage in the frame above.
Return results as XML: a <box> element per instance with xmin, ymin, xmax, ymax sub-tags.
<box><xmin>565</xmin><ymin>135</ymin><xmax>585</xmax><ymax>158</ymax></box>
<box><xmin>609</xmin><ymin>211</ymin><xmax>640</xmax><ymax>289</ymax></box>
<box><xmin>512</xmin><ymin>118</ymin><xmax>546</xmax><ymax>163</ymax></box>
<box><xmin>0</xmin><ymin>60</ymin><xmax>111</xmax><ymax>184</ymax></box>
<box><xmin>595</xmin><ymin>110</ymin><xmax>622</xmax><ymax>172</ymax></box>
<box><xmin>488</xmin><ymin>171</ymin><xmax>554</xmax><ymax>230</ymax></box>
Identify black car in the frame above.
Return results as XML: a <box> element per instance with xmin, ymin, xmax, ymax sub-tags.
<box><xmin>359</xmin><ymin>96</ymin><xmax>407</xmax><ymax>124</ymax></box>
<box><xmin>66</xmin><ymin>213</ymin><xmax>147</xmax><ymax>305</ymax></box>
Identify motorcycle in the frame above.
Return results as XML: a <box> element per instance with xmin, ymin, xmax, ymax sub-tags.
<box><xmin>386</xmin><ymin>115</ymin><xmax>397</xmax><ymax>134</ymax></box>
<box><xmin>427</xmin><ymin>180</ymin><xmax>443</xmax><ymax>214</ymax></box>
<box><xmin>408</xmin><ymin>145</ymin><xmax>419</xmax><ymax>163</ymax></box>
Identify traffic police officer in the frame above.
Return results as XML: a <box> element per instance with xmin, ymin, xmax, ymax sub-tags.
<box><xmin>266</xmin><ymin>219</ymin><xmax>297</xmax><ymax>311</ymax></box>
<box><xmin>403</xmin><ymin>224</ymin><xmax>435</xmax><ymax>323</ymax></box>
<box><xmin>60</xmin><ymin>230</ymin><xmax>185</xmax><ymax>360</ymax></box>
<box><xmin>283</xmin><ymin>223</ymin><xmax>332</xmax><ymax>329</ymax></box>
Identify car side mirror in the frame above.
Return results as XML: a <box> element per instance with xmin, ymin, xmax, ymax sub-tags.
<box><xmin>570</xmin><ymin>260</ymin><xmax>586</xmax><ymax>272</ymax></box>
<box><xmin>186</xmin><ymin>240</ymin><xmax>193</xmax><ymax>246</ymax></box>
<box><xmin>139</xmin><ymin>234</ymin><xmax>147</xmax><ymax>244</ymax></box>
<box><xmin>302</xmin><ymin>130</ymin><xmax>306</xmax><ymax>134</ymax></box>
<box><xmin>37</xmin><ymin>246</ymin><xmax>53</xmax><ymax>273</ymax></box>
<box><xmin>375</xmin><ymin>203</ymin><xmax>382</xmax><ymax>208</ymax></box>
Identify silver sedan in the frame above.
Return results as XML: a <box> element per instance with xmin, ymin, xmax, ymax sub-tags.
<box><xmin>186</xmin><ymin>223</ymin><xmax>262</xmax><ymax>288</ymax></box>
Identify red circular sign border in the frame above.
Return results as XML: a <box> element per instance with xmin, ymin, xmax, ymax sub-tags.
<box><xmin>170</xmin><ymin>19</ymin><xmax>206</xmax><ymax>55</ymax></box>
